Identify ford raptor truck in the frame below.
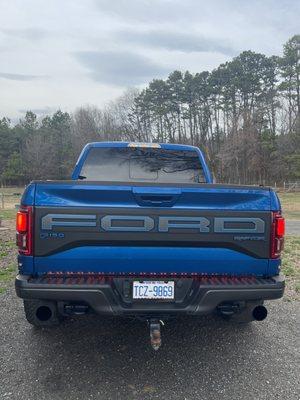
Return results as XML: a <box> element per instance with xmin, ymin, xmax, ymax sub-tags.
<box><xmin>15</xmin><ymin>142</ymin><xmax>285</xmax><ymax>350</ymax></box>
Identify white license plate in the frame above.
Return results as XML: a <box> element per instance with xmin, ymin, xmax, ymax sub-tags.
<box><xmin>132</xmin><ymin>281</ymin><xmax>175</xmax><ymax>300</ymax></box>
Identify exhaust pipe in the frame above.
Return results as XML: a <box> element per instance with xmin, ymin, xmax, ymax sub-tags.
<box><xmin>24</xmin><ymin>299</ymin><xmax>61</xmax><ymax>327</ymax></box>
<box><xmin>218</xmin><ymin>302</ymin><xmax>268</xmax><ymax>323</ymax></box>
<box><xmin>36</xmin><ymin>305</ymin><xmax>53</xmax><ymax>322</ymax></box>
<box><xmin>252</xmin><ymin>305</ymin><xmax>268</xmax><ymax>321</ymax></box>
<box><xmin>33</xmin><ymin>300</ymin><xmax>60</xmax><ymax>326</ymax></box>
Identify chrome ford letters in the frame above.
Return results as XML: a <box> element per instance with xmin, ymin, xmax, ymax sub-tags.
<box><xmin>214</xmin><ymin>217</ymin><xmax>265</xmax><ymax>234</ymax></box>
<box><xmin>159</xmin><ymin>217</ymin><xmax>210</xmax><ymax>232</ymax></box>
<box><xmin>101</xmin><ymin>215</ymin><xmax>154</xmax><ymax>232</ymax></box>
<box><xmin>41</xmin><ymin>214</ymin><xmax>265</xmax><ymax>234</ymax></box>
<box><xmin>41</xmin><ymin>214</ymin><xmax>97</xmax><ymax>230</ymax></box>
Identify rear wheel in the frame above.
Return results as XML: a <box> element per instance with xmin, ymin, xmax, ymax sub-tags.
<box><xmin>23</xmin><ymin>299</ymin><xmax>62</xmax><ymax>327</ymax></box>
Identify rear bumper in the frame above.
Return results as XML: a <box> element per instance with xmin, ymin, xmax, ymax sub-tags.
<box><xmin>15</xmin><ymin>274</ymin><xmax>285</xmax><ymax>317</ymax></box>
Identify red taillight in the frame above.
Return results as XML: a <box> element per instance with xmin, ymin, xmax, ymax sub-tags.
<box><xmin>16</xmin><ymin>211</ymin><xmax>28</xmax><ymax>232</ymax></box>
<box><xmin>16</xmin><ymin>206</ymin><xmax>33</xmax><ymax>255</ymax></box>
<box><xmin>276</xmin><ymin>217</ymin><xmax>285</xmax><ymax>236</ymax></box>
<box><xmin>270</xmin><ymin>212</ymin><xmax>285</xmax><ymax>259</ymax></box>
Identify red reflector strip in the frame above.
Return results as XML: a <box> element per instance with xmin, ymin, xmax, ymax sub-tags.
<box><xmin>28</xmin><ymin>273</ymin><xmax>275</xmax><ymax>286</ymax></box>
<box><xmin>16</xmin><ymin>211</ymin><xmax>28</xmax><ymax>232</ymax></box>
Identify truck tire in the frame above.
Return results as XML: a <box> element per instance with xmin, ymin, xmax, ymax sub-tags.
<box><xmin>23</xmin><ymin>299</ymin><xmax>62</xmax><ymax>327</ymax></box>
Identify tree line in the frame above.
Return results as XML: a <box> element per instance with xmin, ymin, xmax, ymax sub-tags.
<box><xmin>0</xmin><ymin>35</ymin><xmax>299</xmax><ymax>186</ymax></box>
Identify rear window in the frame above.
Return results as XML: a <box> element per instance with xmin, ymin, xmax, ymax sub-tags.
<box><xmin>79</xmin><ymin>147</ymin><xmax>205</xmax><ymax>183</ymax></box>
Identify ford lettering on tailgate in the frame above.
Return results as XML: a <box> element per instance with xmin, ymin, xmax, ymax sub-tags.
<box><xmin>41</xmin><ymin>214</ymin><xmax>265</xmax><ymax>234</ymax></box>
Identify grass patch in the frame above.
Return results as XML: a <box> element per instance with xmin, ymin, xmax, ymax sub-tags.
<box><xmin>0</xmin><ymin>188</ymin><xmax>22</xmax><ymax>211</ymax></box>
<box><xmin>0</xmin><ymin>241</ymin><xmax>15</xmax><ymax>259</ymax></box>
<box><xmin>282</xmin><ymin>236</ymin><xmax>300</xmax><ymax>299</ymax></box>
<box><xmin>0</xmin><ymin>239</ymin><xmax>17</xmax><ymax>294</ymax></box>
<box><xmin>0</xmin><ymin>240</ymin><xmax>14</xmax><ymax>258</ymax></box>
<box><xmin>278</xmin><ymin>192</ymin><xmax>300</xmax><ymax>220</ymax></box>
<box><xmin>0</xmin><ymin>264</ymin><xmax>16</xmax><ymax>281</ymax></box>
<box><xmin>0</xmin><ymin>187</ymin><xmax>24</xmax><ymax>195</ymax></box>
<box><xmin>0</xmin><ymin>209</ymin><xmax>16</xmax><ymax>219</ymax></box>
<box><xmin>282</xmin><ymin>236</ymin><xmax>300</xmax><ymax>276</ymax></box>
<box><xmin>0</xmin><ymin>264</ymin><xmax>16</xmax><ymax>294</ymax></box>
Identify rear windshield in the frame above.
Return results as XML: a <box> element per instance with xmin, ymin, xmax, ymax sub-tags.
<box><xmin>79</xmin><ymin>147</ymin><xmax>205</xmax><ymax>183</ymax></box>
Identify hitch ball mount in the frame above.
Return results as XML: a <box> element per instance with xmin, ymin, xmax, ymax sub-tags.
<box><xmin>149</xmin><ymin>319</ymin><xmax>164</xmax><ymax>351</ymax></box>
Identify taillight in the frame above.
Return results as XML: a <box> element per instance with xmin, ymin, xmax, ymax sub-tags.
<box><xmin>270</xmin><ymin>212</ymin><xmax>285</xmax><ymax>259</ymax></box>
<box><xmin>276</xmin><ymin>217</ymin><xmax>285</xmax><ymax>236</ymax></box>
<box><xmin>16</xmin><ymin>206</ymin><xmax>33</xmax><ymax>255</ymax></box>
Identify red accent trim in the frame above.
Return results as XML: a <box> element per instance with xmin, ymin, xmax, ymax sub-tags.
<box><xmin>29</xmin><ymin>273</ymin><xmax>275</xmax><ymax>286</ymax></box>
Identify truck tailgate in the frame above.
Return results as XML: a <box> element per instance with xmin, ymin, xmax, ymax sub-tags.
<box><xmin>32</xmin><ymin>181</ymin><xmax>274</xmax><ymax>276</ymax></box>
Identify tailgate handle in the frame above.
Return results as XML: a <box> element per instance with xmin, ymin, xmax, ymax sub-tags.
<box><xmin>140</xmin><ymin>195</ymin><xmax>173</xmax><ymax>203</ymax></box>
<box><xmin>133</xmin><ymin>188</ymin><xmax>181</xmax><ymax>207</ymax></box>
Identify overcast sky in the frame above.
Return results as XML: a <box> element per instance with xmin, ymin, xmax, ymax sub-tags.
<box><xmin>0</xmin><ymin>0</ymin><xmax>299</xmax><ymax>120</ymax></box>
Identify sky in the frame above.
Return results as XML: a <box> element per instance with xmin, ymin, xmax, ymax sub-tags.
<box><xmin>0</xmin><ymin>0</ymin><xmax>299</xmax><ymax>120</ymax></box>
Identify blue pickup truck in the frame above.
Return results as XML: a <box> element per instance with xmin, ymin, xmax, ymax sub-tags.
<box><xmin>15</xmin><ymin>142</ymin><xmax>285</xmax><ymax>349</ymax></box>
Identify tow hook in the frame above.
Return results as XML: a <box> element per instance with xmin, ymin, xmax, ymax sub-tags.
<box><xmin>149</xmin><ymin>319</ymin><xmax>164</xmax><ymax>351</ymax></box>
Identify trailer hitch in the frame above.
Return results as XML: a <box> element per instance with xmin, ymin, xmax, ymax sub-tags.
<box><xmin>149</xmin><ymin>319</ymin><xmax>164</xmax><ymax>351</ymax></box>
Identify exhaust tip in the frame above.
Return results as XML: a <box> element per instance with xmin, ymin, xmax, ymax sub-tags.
<box><xmin>252</xmin><ymin>305</ymin><xmax>268</xmax><ymax>321</ymax></box>
<box><xmin>36</xmin><ymin>305</ymin><xmax>53</xmax><ymax>322</ymax></box>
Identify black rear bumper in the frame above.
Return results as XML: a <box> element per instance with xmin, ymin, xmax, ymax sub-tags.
<box><xmin>15</xmin><ymin>274</ymin><xmax>285</xmax><ymax>317</ymax></box>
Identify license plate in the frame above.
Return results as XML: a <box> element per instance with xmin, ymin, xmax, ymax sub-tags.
<box><xmin>132</xmin><ymin>281</ymin><xmax>174</xmax><ymax>300</ymax></box>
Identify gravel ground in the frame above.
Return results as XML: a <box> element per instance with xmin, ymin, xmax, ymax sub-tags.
<box><xmin>0</xmin><ymin>218</ymin><xmax>299</xmax><ymax>399</ymax></box>
<box><xmin>0</xmin><ymin>285</ymin><xmax>299</xmax><ymax>400</ymax></box>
